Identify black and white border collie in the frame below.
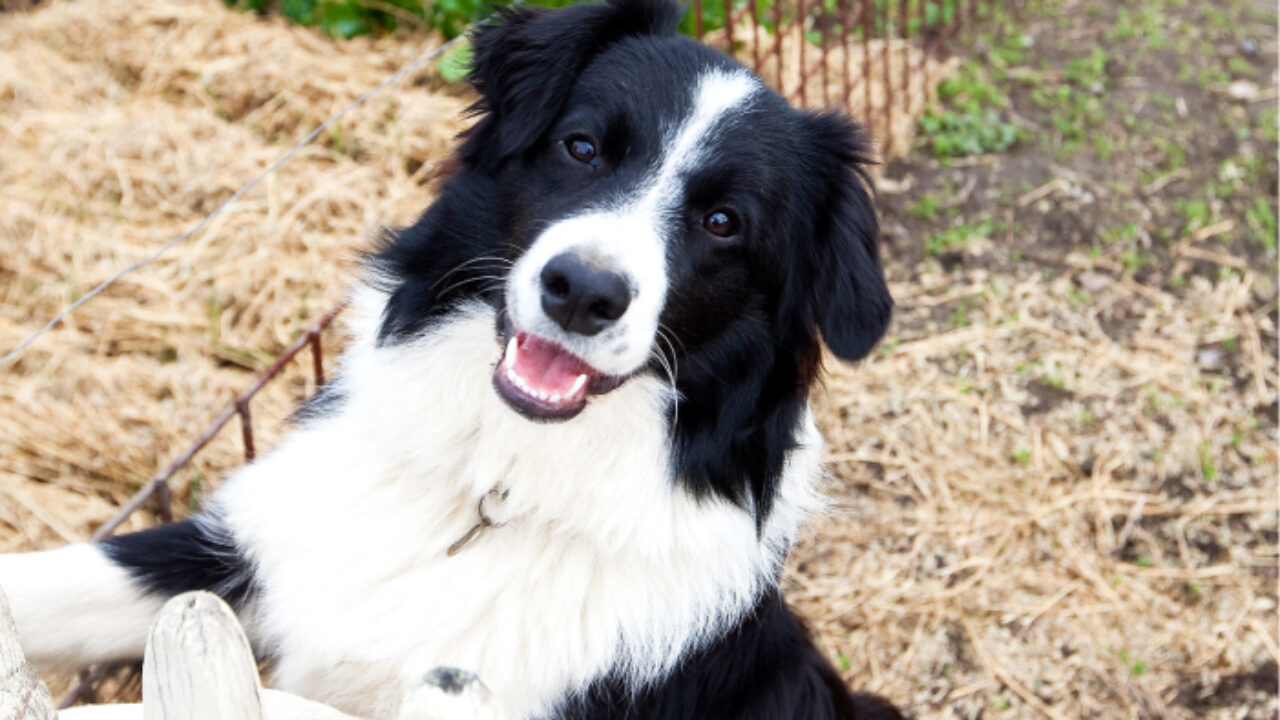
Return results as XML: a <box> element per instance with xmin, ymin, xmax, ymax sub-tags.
<box><xmin>1</xmin><ymin>1</ymin><xmax>902</xmax><ymax>717</ymax></box>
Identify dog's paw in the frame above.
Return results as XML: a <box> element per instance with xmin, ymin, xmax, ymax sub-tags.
<box><xmin>399</xmin><ymin>667</ymin><xmax>504</xmax><ymax>720</ymax></box>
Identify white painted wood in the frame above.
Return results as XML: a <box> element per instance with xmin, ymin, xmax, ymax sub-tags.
<box><xmin>398</xmin><ymin>668</ymin><xmax>505</xmax><ymax>720</ymax></box>
<box><xmin>0</xmin><ymin>586</ymin><xmax>57</xmax><ymax>720</ymax></box>
<box><xmin>141</xmin><ymin>591</ymin><xmax>264</xmax><ymax>720</ymax></box>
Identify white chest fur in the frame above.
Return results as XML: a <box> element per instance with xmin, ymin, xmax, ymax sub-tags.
<box><xmin>212</xmin><ymin>290</ymin><xmax>823</xmax><ymax>719</ymax></box>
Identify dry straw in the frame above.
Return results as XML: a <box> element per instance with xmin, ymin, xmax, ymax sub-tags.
<box><xmin>0</xmin><ymin>0</ymin><xmax>1276</xmax><ymax>718</ymax></box>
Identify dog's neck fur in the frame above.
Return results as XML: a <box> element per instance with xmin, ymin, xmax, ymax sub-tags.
<box><xmin>212</xmin><ymin>284</ymin><xmax>824</xmax><ymax>718</ymax></box>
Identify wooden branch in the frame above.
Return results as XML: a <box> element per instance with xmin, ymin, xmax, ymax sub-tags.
<box><xmin>0</xmin><ymin>586</ymin><xmax>57</xmax><ymax>720</ymax></box>
<box><xmin>141</xmin><ymin>591</ymin><xmax>265</xmax><ymax>720</ymax></box>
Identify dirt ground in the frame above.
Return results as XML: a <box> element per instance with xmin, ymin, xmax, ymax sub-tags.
<box><xmin>791</xmin><ymin>1</ymin><xmax>1278</xmax><ymax>717</ymax></box>
<box><xmin>0</xmin><ymin>0</ymin><xmax>1276</xmax><ymax>718</ymax></box>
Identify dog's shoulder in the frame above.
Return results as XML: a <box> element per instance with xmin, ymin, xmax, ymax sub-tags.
<box><xmin>555</xmin><ymin>589</ymin><xmax>904</xmax><ymax>720</ymax></box>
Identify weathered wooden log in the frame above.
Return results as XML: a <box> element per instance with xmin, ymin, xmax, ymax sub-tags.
<box><xmin>141</xmin><ymin>591</ymin><xmax>265</xmax><ymax>720</ymax></box>
<box><xmin>0</xmin><ymin>586</ymin><xmax>57</xmax><ymax>720</ymax></box>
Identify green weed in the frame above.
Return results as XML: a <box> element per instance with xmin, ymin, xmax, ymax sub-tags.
<box><xmin>908</xmin><ymin>194</ymin><xmax>943</xmax><ymax>221</ymax></box>
<box><xmin>1199</xmin><ymin>442</ymin><xmax>1217</xmax><ymax>481</ymax></box>
<box><xmin>1064</xmin><ymin>48</ymin><xmax>1110</xmax><ymax>89</ymax></box>
<box><xmin>1178</xmin><ymin>198</ymin><xmax>1211</xmax><ymax>235</ymax></box>
<box><xmin>925</xmin><ymin>218</ymin><xmax>996</xmax><ymax>255</ymax></box>
<box><xmin>1120</xmin><ymin>248</ymin><xmax>1149</xmax><ymax>274</ymax></box>
<box><xmin>920</xmin><ymin>63</ymin><xmax>1020</xmax><ymax>157</ymax></box>
<box><xmin>921</xmin><ymin>108</ymin><xmax>1020</xmax><ymax>157</ymax></box>
<box><xmin>1245</xmin><ymin>197</ymin><xmax>1277</xmax><ymax>251</ymax></box>
<box><xmin>1100</xmin><ymin>222</ymin><xmax>1137</xmax><ymax>245</ymax></box>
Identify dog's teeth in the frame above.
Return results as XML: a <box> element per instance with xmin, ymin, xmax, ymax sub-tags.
<box><xmin>549</xmin><ymin>393</ymin><xmax>561</xmax><ymax>403</ymax></box>
<box><xmin>570</xmin><ymin>374</ymin><xmax>588</xmax><ymax>396</ymax></box>
<box><xmin>506</xmin><ymin>336</ymin><xmax>519</xmax><ymax>366</ymax></box>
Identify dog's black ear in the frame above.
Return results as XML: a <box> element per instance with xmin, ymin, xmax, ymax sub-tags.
<box><xmin>802</xmin><ymin>111</ymin><xmax>892</xmax><ymax>362</ymax></box>
<box><xmin>460</xmin><ymin>0</ymin><xmax>681</xmax><ymax>170</ymax></box>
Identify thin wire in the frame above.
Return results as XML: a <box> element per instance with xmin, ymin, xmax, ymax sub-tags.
<box><xmin>0</xmin><ymin>31</ymin><xmax>470</xmax><ymax>369</ymax></box>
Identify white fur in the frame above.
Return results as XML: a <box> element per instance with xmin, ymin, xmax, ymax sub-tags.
<box><xmin>205</xmin><ymin>284</ymin><xmax>822</xmax><ymax>719</ymax></box>
<box><xmin>0</xmin><ymin>544</ymin><xmax>162</xmax><ymax>670</ymax></box>
<box><xmin>506</xmin><ymin>70</ymin><xmax>759</xmax><ymax>376</ymax></box>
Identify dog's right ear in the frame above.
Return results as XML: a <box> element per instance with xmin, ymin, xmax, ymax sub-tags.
<box><xmin>459</xmin><ymin>0</ymin><xmax>681</xmax><ymax>171</ymax></box>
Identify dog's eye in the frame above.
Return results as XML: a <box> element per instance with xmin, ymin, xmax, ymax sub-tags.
<box><xmin>564</xmin><ymin>136</ymin><xmax>598</xmax><ymax>165</ymax></box>
<box><xmin>702</xmin><ymin>209</ymin><xmax>740</xmax><ymax>238</ymax></box>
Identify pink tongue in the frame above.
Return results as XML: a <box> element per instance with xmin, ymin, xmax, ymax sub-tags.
<box><xmin>513</xmin><ymin>334</ymin><xmax>594</xmax><ymax>395</ymax></box>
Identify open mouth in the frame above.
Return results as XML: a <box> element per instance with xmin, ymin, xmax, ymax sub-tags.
<box><xmin>493</xmin><ymin>332</ymin><xmax>622</xmax><ymax>421</ymax></box>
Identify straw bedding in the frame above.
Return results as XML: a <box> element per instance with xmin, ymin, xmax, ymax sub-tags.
<box><xmin>0</xmin><ymin>0</ymin><xmax>466</xmax><ymax>544</ymax></box>
<box><xmin>0</xmin><ymin>0</ymin><xmax>1275</xmax><ymax>717</ymax></box>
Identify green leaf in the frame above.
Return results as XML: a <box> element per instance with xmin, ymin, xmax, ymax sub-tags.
<box><xmin>439</xmin><ymin>41</ymin><xmax>473</xmax><ymax>84</ymax></box>
<box><xmin>320</xmin><ymin>2</ymin><xmax>372</xmax><ymax>38</ymax></box>
<box><xmin>281</xmin><ymin>0</ymin><xmax>317</xmax><ymax>25</ymax></box>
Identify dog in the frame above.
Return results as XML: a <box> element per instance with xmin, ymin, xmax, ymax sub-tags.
<box><xmin>0</xmin><ymin>1</ymin><xmax>901</xmax><ymax>717</ymax></box>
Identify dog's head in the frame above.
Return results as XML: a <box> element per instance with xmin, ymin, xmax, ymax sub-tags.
<box><xmin>375</xmin><ymin>0</ymin><xmax>891</xmax><ymax>513</ymax></box>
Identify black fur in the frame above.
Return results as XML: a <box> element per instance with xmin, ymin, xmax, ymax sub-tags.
<box><xmin>373</xmin><ymin>173</ymin><xmax>506</xmax><ymax>343</ymax></box>
<box><xmin>553</xmin><ymin>590</ymin><xmax>905</xmax><ymax>720</ymax></box>
<box><xmin>101</xmin><ymin>518</ymin><xmax>254</xmax><ymax>610</ymax></box>
<box><xmin>461</xmin><ymin>0</ymin><xmax>684</xmax><ymax>170</ymax></box>
<box><xmin>290</xmin><ymin>382</ymin><xmax>347</xmax><ymax>424</ymax></box>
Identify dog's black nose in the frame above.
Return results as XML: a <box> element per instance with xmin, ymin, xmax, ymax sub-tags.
<box><xmin>540</xmin><ymin>253</ymin><xmax>631</xmax><ymax>336</ymax></box>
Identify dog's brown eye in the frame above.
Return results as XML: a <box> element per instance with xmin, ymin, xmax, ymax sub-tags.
<box><xmin>702</xmin><ymin>209</ymin><xmax>740</xmax><ymax>238</ymax></box>
<box><xmin>565</xmin><ymin>136</ymin><xmax>597</xmax><ymax>164</ymax></box>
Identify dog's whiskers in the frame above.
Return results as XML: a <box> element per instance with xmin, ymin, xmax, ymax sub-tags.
<box><xmin>431</xmin><ymin>257</ymin><xmax>513</xmax><ymax>294</ymax></box>
<box><xmin>657</xmin><ymin>322</ymin><xmax>687</xmax><ymax>357</ymax></box>
<box><xmin>651</xmin><ymin>328</ymin><xmax>680</xmax><ymax>436</ymax></box>
<box><xmin>438</xmin><ymin>275</ymin><xmax>509</xmax><ymax>299</ymax></box>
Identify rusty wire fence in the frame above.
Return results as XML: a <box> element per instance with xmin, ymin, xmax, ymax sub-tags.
<box><xmin>56</xmin><ymin>0</ymin><xmax>1008</xmax><ymax>706</ymax></box>
<box><xmin>693</xmin><ymin>0</ymin><xmax>1005</xmax><ymax>156</ymax></box>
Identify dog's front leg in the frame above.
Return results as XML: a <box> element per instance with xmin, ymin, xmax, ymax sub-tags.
<box><xmin>0</xmin><ymin>542</ymin><xmax>163</xmax><ymax>671</ymax></box>
<box><xmin>0</xmin><ymin>516</ymin><xmax>254</xmax><ymax>672</ymax></box>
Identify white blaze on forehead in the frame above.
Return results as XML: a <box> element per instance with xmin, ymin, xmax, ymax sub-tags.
<box><xmin>637</xmin><ymin>69</ymin><xmax>760</xmax><ymax>213</ymax></box>
<box><xmin>505</xmin><ymin>70</ymin><xmax>760</xmax><ymax>378</ymax></box>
